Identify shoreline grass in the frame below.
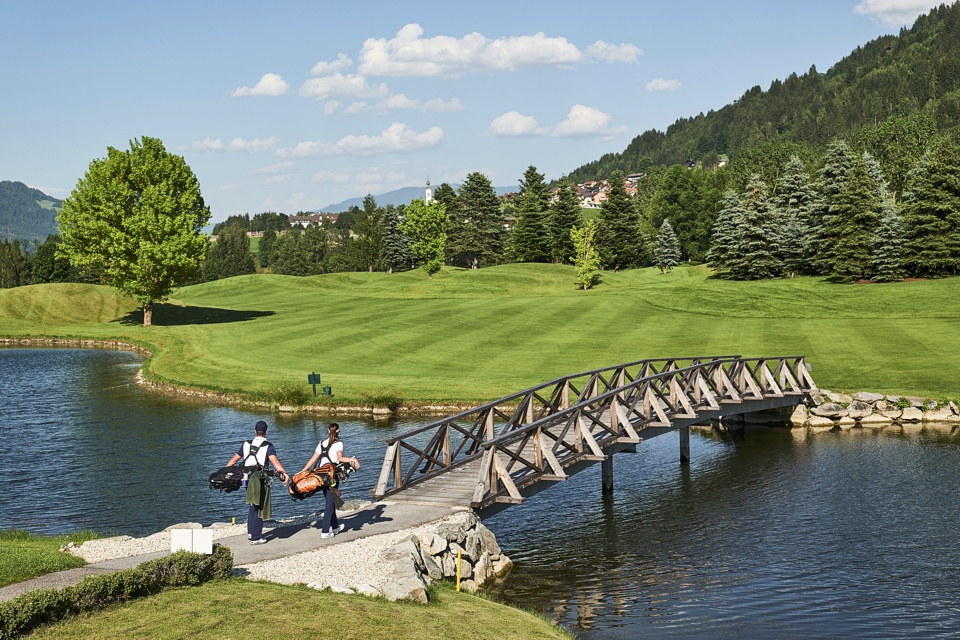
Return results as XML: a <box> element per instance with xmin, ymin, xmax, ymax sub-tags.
<box><xmin>0</xmin><ymin>530</ymin><xmax>100</xmax><ymax>587</ymax></box>
<box><xmin>1</xmin><ymin>263</ymin><xmax>959</xmax><ymax>404</ymax></box>
<box><xmin>28</xmin><ymin>579</ymin><xmax>573</xmax><ymax>640</ymax></box>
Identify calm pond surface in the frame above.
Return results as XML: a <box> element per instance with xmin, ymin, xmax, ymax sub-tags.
<box><xmin>4</xmin><ymin>347</ymin><xmax>960</xmax><ymax>639</ymax></box>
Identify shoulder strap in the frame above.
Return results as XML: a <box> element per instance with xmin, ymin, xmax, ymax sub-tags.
<box><xmin>243</xmin><ymin>439</ymin><xmax>272</xmax><ymax>468</ymax></box>
<box><xmin>316</xmin><ymin>440</ymin><xmax>334</xmax><ymax>468</ymax></box>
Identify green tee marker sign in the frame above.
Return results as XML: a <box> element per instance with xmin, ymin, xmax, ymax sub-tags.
<box><xmin>308</xmin><ymin>372</ymin><xmax>321</xmax><ymax>396</ymax></box>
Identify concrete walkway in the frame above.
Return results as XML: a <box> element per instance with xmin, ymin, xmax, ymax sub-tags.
<box><xmin>0</xmin><ymin>501</ymin><xmax>456</xmax><ymax>603</ymax></box>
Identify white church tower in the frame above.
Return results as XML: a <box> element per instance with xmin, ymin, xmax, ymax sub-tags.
<box><xmin>425</xmin><ymin>178</ymin><xmax>433</xmax><ymax>204</ymax></box>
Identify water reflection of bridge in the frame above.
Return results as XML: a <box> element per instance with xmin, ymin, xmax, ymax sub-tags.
<box><xmin>374</xmin><ymin>356</ymin><xmax>818</xmax><ymax>515</ymax></box>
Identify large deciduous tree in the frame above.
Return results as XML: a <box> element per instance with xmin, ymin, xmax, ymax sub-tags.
<box><xmin>57</xmin><ymin>136</ymin><xmax>211</xmax><ymax>325</ymax></box>
<box><xmin>401</xmin><ymin>198</ymin><xmax>446</xmax><ymax>278</ymax></box>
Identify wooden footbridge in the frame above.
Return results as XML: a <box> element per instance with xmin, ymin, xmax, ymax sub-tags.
<box><xmin>373</xmin><ymin>356</ymin><xmax>817</xmax><ymax>516</ymax></box>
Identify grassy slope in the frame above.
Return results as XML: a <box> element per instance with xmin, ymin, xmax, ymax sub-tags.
<box><xmin>30</xmin><ymin>580</ymin><xmax>572</xmax><ymax>640</ymax></box>
<box><xmin>0</xmin><ymin>530</ymin><xmax>100</xmax><ymax>587</ymax></box>
<box><xmin>1</xmin><ymin>264</ymin><xmax>958</xmax><ymax>403</ymax></box>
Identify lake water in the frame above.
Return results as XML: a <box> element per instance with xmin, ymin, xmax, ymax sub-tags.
<box><xmin>4</xmin><ymin>347</ymin><xmax>960</xmax><ymax>639</ymax></box>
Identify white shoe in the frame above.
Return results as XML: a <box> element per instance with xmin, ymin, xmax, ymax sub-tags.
<box><xmin>320</xmin><ymin>531</ymin><xmax>335</xmax><ymax>539</ymax></box>
<box><xmin>335</xmin><ymin>523</ymin><xmax>345</xmax><ymax>535</ymax></box>
<box><xmin>250</xmin><ymin>538</ymin><xmax>267</xmax><ymax>545</ymax></box>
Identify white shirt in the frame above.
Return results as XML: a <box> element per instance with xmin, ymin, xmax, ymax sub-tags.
<box><xmin>315</xmin><ymin>438</ymin><xmax>344</xmax><ymax>467</ymax></box>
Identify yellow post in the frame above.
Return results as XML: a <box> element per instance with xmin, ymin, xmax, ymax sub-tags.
<box><xmin>231</xmin><ymin>517</ymin><xmax>236</xmax><ymax>525</ymax></box>
<box><xmin>456</xmin><ymin>548</ymin><xmax>462</xmax><ymax>592</ymax></box>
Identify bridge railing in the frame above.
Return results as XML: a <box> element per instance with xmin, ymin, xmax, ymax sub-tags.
<box><xmin>468</xmin><ymin>356</ymin><xmax>816</xmax><ymax>508</ymax></box>
<box><xmin>374</xmin><ymin>355</ymin><xmax>748</xmax><ymax>499</ymax></box>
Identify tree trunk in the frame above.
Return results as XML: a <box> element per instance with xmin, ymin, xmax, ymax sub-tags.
<box><xmin>143</xmin><ymin>303</ymin><xmax>153</xmax><ymax>327</ymax></box>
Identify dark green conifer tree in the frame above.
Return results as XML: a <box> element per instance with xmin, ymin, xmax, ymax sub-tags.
<box><xmin>547</xmin><ymin>180</ymin><xmax>582</xmax><ymax>264</ymax></box>
<box><xmin>381</xmin><ymin>204</ymin><xmax>414</xmax><ymax>273</ymax></box>
<box><xmin>809</xmin><ymin>139</ymin><xmax>854</xmax><ymax>274</ymax></box>
<box><xmin>901</xmin><ymin>137</ymin><xmax>960</xmax><ymax>277</ymax></box>
<box><xmin>203</xmin><ymin>224</ymin><xmax>255</xmax><ymax>281</ymax></box>
<box><xmin>825</xmin><ymin>155</ymin><xmax>881</xmax><ymax>282</ymax></box>
<box><xmin>258</xmin><ymin>229</ymin><xmax>276</xmax><ymax>268</ymax></box>
<box><xmin>31</xmin><ymin>234</ymin><xmax>73</xmax><ymax>283</ymax></box>
<box><xmin>453</xmin><ymin>173</ymin><xmax>505</xmax><ymax>269</ymax></box>
<box><xmin>353</xmin><ymin>194</ymin><xmax>384</xmax><ymax>272</ymax></box>
<box><xmin>509</xmin><ymin>165</ymin><xmax>551</xmax><ymax>262</ymax></box>
<box><xmin>597</xmin><ymin>170</ymin><xmax>644</xmax><ymax>270</ymax></box>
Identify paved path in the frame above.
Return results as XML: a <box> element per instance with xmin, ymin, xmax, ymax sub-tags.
<box><xmin>0</xmin><ymin>501</ymin><xmax>455</xmax><ymax>603</ymax></box>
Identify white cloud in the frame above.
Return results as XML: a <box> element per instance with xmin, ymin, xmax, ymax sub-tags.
<box><xmin>586</xmin><ymin>40</ymin><xmax>642</xmax><ymax>63</ymax></box>
<box><xmin>423</xmin><ymin>97</ymin><xmax>464</xmax><ymax>112</ymax></box>
<box><xmin>277</xmin><ymin>122</ymin><xmax>443</xmax><ymax>157</ymax></box>
<box><xmin>376</xmin><ymin>94</ymin><xmax>464</xmax><ymax>112</ymax></box>
<box><xmin>382</xmin><ymin>93</ymin><xmax>420</xmax><ymax>110</ymax></box>
<box><xmin>194</xmin><ymin>137</ymin><xmax>280</xmax><ymax>152</ymax></box>
<box><xmin>255</xmin><ymin>161</ymin><xmax>295</xmax><ymax>174</ymax></box>
<box><xmin>646</xmin><ymin>78</ymin><xmax>683</xmax><ymax>92</ymax></box>
<box><xmin>358</xmin><ymin>23</ymin><xmax>583</xmax><ymax>77</ymax></box>
<box><xmin>299</xmin><ymin>73</ymin><xmax>389</xmax><ymax>100</ymax></box>
<box><xmin>323</xmin><ymin>101</ymin><xmax>341</xmax><ymax>115</ymax></box>
<box><xmin>345</xmin><ymin>101</ymin><xmax>368</xmax><ymax>114</ymax></box>
<box><xmin>311</xmin><ymin>53</ymin><xmax>353</xmax><ymax>76</ymax></box>
<box><xmin>232</xmin><ymin>73</ymin><xmax>290</xmax><ymax>97</ymax></box>
<box><xmin>489</xmin><ymin>111</ymin><xmax>548</xmax><ymax>137</ymax></box>
<box><xmin>263</xmin><ymin>174</ymin><xmax>292</xmax><ymax>185</ymax></box>
<box><xmin>854</xmin><ymin>0</ymin><xmax>939</xmax><ymax>26</ymax></box>
<box><xmin>552</xmin><ymin>105</ymin><xmax>625</xmax><ymax>137</ymax></box>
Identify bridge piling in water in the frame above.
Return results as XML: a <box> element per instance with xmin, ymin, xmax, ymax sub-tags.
<box><xmin>679</xmin><ymin>426</ymin><xmax>691</xmax><ymax>464</ymax></box>
<box><xmin>602</xmin><ymin>457</ymin><xmax>614</xmax><ymax>493</ymax></box>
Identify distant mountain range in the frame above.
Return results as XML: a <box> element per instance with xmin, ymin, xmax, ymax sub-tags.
<box><xmin>0</xmin><ymin>181</ymin><xmax>61</xmax><ymax>242</ymax></box>
<box><xmin>318</xmin><ymin>184</ymin><xmax>514</xmax><ymax>212</ymax></box>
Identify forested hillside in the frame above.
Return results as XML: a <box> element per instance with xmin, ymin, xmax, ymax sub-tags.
<box><xmin>0</xmin><ymin>181</ymin><xmax>60</xmax><ymax>241</ymax></box>
<box><xmin>567</xmin><ymin>3</ymin><xmax>960</xmax><ymax>184</ymax></box>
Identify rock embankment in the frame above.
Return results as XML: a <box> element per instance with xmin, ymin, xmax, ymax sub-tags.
<box><xmin>734</xmin><ymin>389</ymin><xmax>960</xmax><ymax>429</ymax></box>
<box><xmin>241</xmin><ymin>510</ymin><xmax>511</xmax><ymax>603</ymax></box>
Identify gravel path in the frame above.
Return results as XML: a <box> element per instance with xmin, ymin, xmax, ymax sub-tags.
<box><xmin>0</xmin><ymin>501</ymin><xmax>460</xmax><ymax>602</ymax></box>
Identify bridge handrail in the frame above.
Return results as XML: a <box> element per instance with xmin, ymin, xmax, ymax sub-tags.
<box><xmin>477</xmin><ymin>355</ymin><xmax>810</xmax><ymax>450</ymax></box>
<box><xmin>477</xmin><ymin>358</ymin><xmax>735</xmax><ymax>449</ymax></box>
<box><xmin>465</xmin><ymin>355</ymin><xmax>816</xmax><ymax>507</ymax></box>
<box><xmin>381</xmin><ymin>354</ymin><xmax>740</xmax><ymax>445</ymax></box>
<box><xmin>373</xmin><ymin>355</ymin><xmax>815</xmax><ymax>501</ymax></box>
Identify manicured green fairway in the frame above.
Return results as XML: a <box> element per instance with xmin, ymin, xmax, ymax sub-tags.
<box><xmin>2</xmin><ymin>264</ymin><xmax>959</xmax><ymax>404</ymax></box>
<box><xmin>0</xmin><ymin>530</ymin><xmax>100</xmax><ymax>587</ymax></box>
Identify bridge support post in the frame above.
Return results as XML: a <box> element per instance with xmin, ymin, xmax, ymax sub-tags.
<box><xmin>679</xmin><ymin>427</ymin><xmax>690</xmax><ymax>464</ymax></box>
<box><xmin>601</xmin><ymin>457</ymin><xmax>614</xmax><ymax>493</ymax></box>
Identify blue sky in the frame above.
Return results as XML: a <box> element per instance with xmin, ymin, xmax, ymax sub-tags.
<box><xmin>0</xmin><ymin>0</ymin><xmax>948</xmax><ymax>223</ymax></box>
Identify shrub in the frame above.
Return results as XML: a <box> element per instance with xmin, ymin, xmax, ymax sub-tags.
<box><xmin>360</xmin><ymin>388</ymin><xmax>405</xmax><ymax>411</ymax></box>
<box><xmin>270</xmin><ymin>380</ymin><xmax>309</xmax><ymax>407</ymax></box>
<box><xmin>0</xmin><ymin>545</ymin><xmax>233</xmax><ymax>639</ymax></box>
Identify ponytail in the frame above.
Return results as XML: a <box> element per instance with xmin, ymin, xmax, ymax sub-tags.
<box><xmin>327</xmin><ymin>423</ymin><xmax>340</xmax><ymax>445</ymax></box>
